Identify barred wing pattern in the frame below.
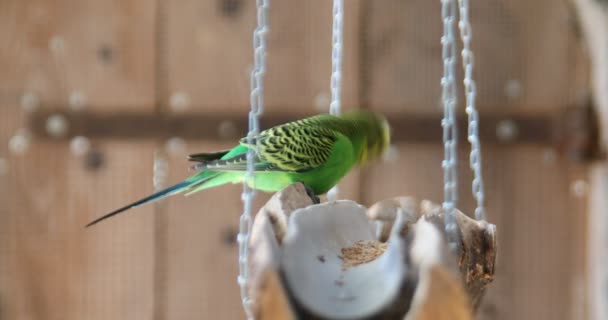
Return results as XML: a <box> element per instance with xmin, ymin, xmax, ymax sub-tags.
<box><xmin>190</xmin><ymin>120</ymin><xmax>340</xmax><ymax>173</ymax></box>
<box><xmin>245</xmin><ymin>123</ymin><xmax>338</xmax><ymax>172</ymax></box>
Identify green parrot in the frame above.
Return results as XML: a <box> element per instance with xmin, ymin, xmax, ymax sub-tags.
<box><xmin>86</xmin><ymin>110</ymin><xmax>391</xmax><ymax>227</ymax></box>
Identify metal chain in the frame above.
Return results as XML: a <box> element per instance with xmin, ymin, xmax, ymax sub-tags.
<box><xmin>329</xmin><ymin>0</ymin><xmax>343</xmax><ymax>116</ymax></box>
<box><xmin>457</xmin><ymin>0</ymin><xmax>486</xmax><ymax>221</ymax></box>
<box><xmin>440</xmin><ymin>0</ymin><xmax>459</xmax><ymax>237</ymax></box>
<box><xmin>239</xmin><ymin>0</ymin><xmax>269</xmax><ymax>318</ymax></box>
<box><xmin>327</xmin><ymin>0</ymin><xmax>344</xmax><ymax>202</ymax></box>
<box><xmin>153</xmin><ymin>151</ymin><xmax>169</xmax><ymax>192</ymax></box>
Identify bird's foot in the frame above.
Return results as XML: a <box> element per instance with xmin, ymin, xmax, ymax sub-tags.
<box><xmin>304</xmin><ymin>184</ymin><xmax>321</xmax><ymax>204</ymax></box>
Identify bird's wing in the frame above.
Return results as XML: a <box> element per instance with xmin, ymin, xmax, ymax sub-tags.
<box><xmin>194</xmin><ymin>125</ymin><xmax>340</xmax><ymax>173</ymax></box>
<box><xmin>243</xmin><ymin>124</ymin><xmax>341</xmax><ymax>172</ymax></box>
<box><xmin>253</xmin><ymin>124</ymin><xmax>346</xmax><ymax>172</ymax></box>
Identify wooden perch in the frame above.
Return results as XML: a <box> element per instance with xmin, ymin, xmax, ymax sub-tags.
<box><xmin>248</xmin><ymin>183</ymin><xmax>497</xmax><ymax>319</ymax></box>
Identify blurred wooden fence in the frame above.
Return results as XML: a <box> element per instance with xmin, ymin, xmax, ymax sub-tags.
<box><xmin>0</xmin><ymin>0</ymin><xmax>592</xmax><ymax>319</ymax></box>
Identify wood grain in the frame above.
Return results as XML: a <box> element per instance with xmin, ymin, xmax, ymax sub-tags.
<box><xmin>0</xmin><ymin>0</ymin><xmax>158</xmax><ymax>319</ymax></box>
<box><xmin>166</xmin><ymin>0</ymin><xmax>361</xmax><ymax>115</ymax></box>
<box><xmin>0</xmin><ymin>0</ymin><xmax>156</xmax><ymax>109</ymax></box>
<box><xmin>362</xmin><ymin>0</ymin><xmax>586</xmax><ymax>114</ymax></box>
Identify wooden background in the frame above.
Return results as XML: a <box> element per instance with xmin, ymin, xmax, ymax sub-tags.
<box><xmin>0</xmin><ymin>0</ymin><xmax>592</xmax><ymax>319</ymax></box>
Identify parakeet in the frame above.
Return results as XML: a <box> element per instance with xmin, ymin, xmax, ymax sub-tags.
<box><xmin>86</xmin><ymin>110</ymin><xmax>391</xmax><ymax>227</ymax></box>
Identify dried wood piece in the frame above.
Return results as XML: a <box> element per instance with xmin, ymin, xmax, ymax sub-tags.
<box><xmin>404</xmin><ymin>220</ymin><xmax>474</xmax><ymax>320</ymax></box>
<box><xmin>404</xmin><ymin>265</ymin><xmax>474</xmax><ymax>320</ymax></box>
<box><xmin>366</xmin><ymin>197</ymin><xmax>497</xmax><ymax>309</ymax></box>
<box><xmin>256</xmin><ymin>182</ymin><xmax>316</xmax><ymax>245</ymax></box>
<box><xmin>367</xmin><ymin>197</ymin><xmax>420</xmax><ymax>241</ymax></box>
<box><xmin>248</xmin><ymin>183</ymin><xmax>316</xmax><ymax>304</ymax></box>
<box><xmin>419</xmin><ymin>201</ymin><xmax>497</xmax><ymax>309</ymax></box>
<box><xmin>255</xmin><ymin>270</ymin><xmax>297</xmax><ymax>320</ymax></box>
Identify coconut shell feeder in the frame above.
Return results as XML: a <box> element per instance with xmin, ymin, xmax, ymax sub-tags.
<box><xmin>247</xmin><ymin>183</ymin><xmax>497</xmax><ymax>320</ymax></box>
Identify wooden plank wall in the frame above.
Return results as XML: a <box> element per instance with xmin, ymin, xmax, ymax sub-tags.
<box><xmin>0</xmin><ymin>0</ymin><xmax>591</xmax><ymax>320</ymax></box>
<box><xmin>0</xmin><ymin>1</ymin><xmax>158</xmax><ymax>319</ymax></box>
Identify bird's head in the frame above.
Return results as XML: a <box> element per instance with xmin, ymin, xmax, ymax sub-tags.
<box><xmin>342</xmin><ymin>110</ymin><xmax>391</xmax><ymax>165</ymax></box>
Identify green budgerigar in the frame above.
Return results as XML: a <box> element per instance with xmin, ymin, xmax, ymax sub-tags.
<box><xmin>86</xmin><ymin>110</ymin><xmax>391</xmax><ymax>227</ymax></box>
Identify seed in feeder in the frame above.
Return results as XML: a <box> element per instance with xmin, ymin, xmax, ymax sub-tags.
<box><xmin>341</xmin><ymin>240</ymin><xmax>388</xmax><ymax>270</ymax></box>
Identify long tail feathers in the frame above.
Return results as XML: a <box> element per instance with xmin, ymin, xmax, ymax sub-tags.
<box><xmin>86</xmin><ymin>180</ymin><xmax>194</xmax><ymax>228</ymax></box>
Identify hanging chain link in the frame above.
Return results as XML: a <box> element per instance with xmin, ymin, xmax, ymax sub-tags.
<box><xmin>238</xmin><ymin>0</ymin><xmax>269</xmax><ymax>318</ymax></box>
<box><xmin>457</xmin><ymin>0</ymin><xmax>486</xmax><ymax>221</ymax></box>
<box><xmin>329</xmin><ymin>0</ymin><xmax>343</xmax><ymax>116</ymax></box>
<box><xmin>440</xmin><ymin>0</ymin><xmax>459</xmax><ymax>235</ymax></box>
<box><xmin>326</xmin><ymin>0</ymin><xmax>344</xmax><ymax>202</ymax></box>
<box><xmin>153</xmin><ymin>150</ymin><xmax>169</xmax><ymax>192</ymax></box>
